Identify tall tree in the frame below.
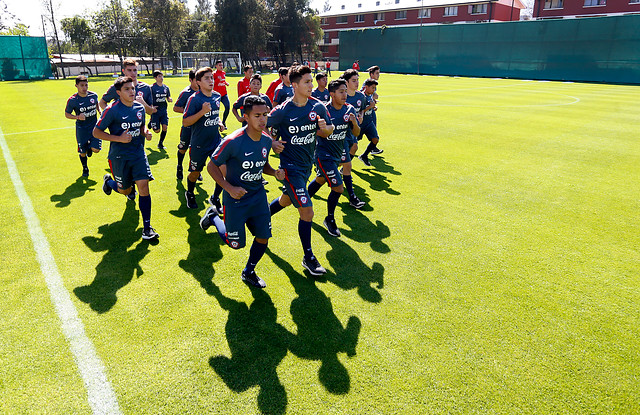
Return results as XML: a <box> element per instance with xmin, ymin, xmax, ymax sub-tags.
<box><xmin>92</xmin><ymin>0</ymin><xmax>132</xmax><ymax>63</ymax></box>
<box><xmin>61</xmin><ymin>16</ymin><xmax>94</xmax><ymax>75</ymax></box>
<box><xmin>214</xmin><ymin>0</ymin><xmax>268</xmax><ymax>66</ymax></box>
<box><xmin>43</xmin><ymin>0</ymin><xmax>66</xmax><ymax>78</ymax></box>
<box><xmin>266</xmin><ymin>0</ymin><xmax>320</xmax><ymax>65</ymax></box>
<box><xmin>0</xmin><ymin>23</ymin><xmax>29</xmax><ymax>36</ymax></box>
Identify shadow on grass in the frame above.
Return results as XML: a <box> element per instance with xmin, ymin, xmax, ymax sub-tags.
<box><xmin>50</xmin><ymin>176</ymin><xmax>97</xmax><ymax>208</ymax></box>
<box><xmin>74</xmin><ymin>201</ymin><xmax>154</xmax><ymax>313</ymax></box>
<box><xmin>145</xmin><ymin>146</ymin><xmax>169</xmax><ymax>166</ymax></box>
<box><xmin>352</xmin><ymin>156</ymin><xmax>401</xmax><ymax>196</ymax></box>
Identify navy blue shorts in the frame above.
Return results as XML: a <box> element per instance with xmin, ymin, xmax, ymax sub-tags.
<box><xmin>77</xmin><ymin>125</ymin><xmax>101</xmax><ymax>154</ymax></box>
<box><xmin>315</xmin><ymin>158</ymin><xmax>343</xmax><ymax>188</ymax></box>
<box><xmin>358</xmin><ymin>122</ymin><xmax>378</xmax><ymax>141</ymax></box>
<box><xmin>188</xmin><ymin>142</ymin><xmax>217</xmax><ymax>173</ymax></box>
<box><xmin>108</xmin><ymin>153</ymin><xmax>154</xmax><ymax>190</ymax></box>
<box><xmin>178</xmin><ymin>126</ymin><xmax>191</xmax><ymax>150</ymax></box>
<box><xmin>223</xmin><ymin>188</ymin><xmax>271</xmax><ymax>249</ymax></box>
<box><xmin>341</xmin><ymin>141</ymin><xmax>351</xmax><ymax>163</ymax></box>
<box><xmin>280</xmin><ymin>168</ymin><xmax>313</xmax><ymax>208</ymax></box>
<box><xmin>149</xmin><ymin>111</ymin><xmax>169</xmax><ymax>130</ymax></box>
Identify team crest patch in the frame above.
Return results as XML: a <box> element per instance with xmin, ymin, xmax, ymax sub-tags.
<box><xmin>137</xmin><ymin>111</ymin><xmax>143</xmax><ymax>119</ymax></box>
<box><xmin>331</xmin><ymin>178</ymin><xmax>337</xmax><ymax>184</ymax></box>
<box><xmin>300</xmin><ymin>196</ymin><xmax>308</xmax><ymax>204</ymax></box>
<box><xmin>137</xmin><ymin>91</ymin><xmax>143</xmax><ymax>97</ymax></box>
<box><xmin>309</xmin><ymin>111</ymin><xmax>317</xmax><ymax>121</ymax></box>
<box><xmin>90</xmin><ymin>98</ymin><xmax>95</xmax><ymax>103</ymax></box>
<box><xmin>231</xmin><ymin>241</ymin><xmax>239</xmax><ymax>248</ymax></box>
<box><xmin>357</xmin><ymin>100</ymin><xmax>362</xmax><ymax>107</ymax></box>
<box><xmin>343</xmin><ymin>113</ymin><xmax>350</xmax><ymax>122</ymax></box>
<box><xmin>262</xmin><ymin>147</ymin><xmax>268</xmax><ymax>158</ymax></box>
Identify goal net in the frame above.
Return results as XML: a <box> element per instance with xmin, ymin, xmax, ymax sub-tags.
<box><xmin>179</xmin><ymin>52</ymin><xmax>242</xmax><ymax>76</ymax></box>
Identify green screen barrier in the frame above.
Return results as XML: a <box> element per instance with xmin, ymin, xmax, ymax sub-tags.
<box><xmin>0</xmin><ymin>36</ymin><xmax>51</xmax><ymax>81</ymax></box>
<box><xmin>339</xmin><ymin>15</ymin><xmax>640</xmax><ymax>84</ymax></box>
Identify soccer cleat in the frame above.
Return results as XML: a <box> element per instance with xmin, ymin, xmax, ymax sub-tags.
<box><xmin>241</xmin><ymin>269</ymin><xmax>266</xmax><ymax>289</ymax></box>
<box><xmin>142</xmin><ymin>227</ymin><xmax>159</xmax><ymax>240</ymax></box>
<box><xmin>176</xmin><ymin>165</ymin><xmax>183</xmax><ymax>180</ymax></box>
<box><xmin>370</xmin><ymin>148</ymin><xmax>384</xmax><ymax>155</ymax></box>
<box><xmin>126</xmin><ymin>187</ymin><xmax>136</xmax><ymax>201</ymax></box>
<box><xmin>185</xmin><ymin>191</ymin><xmax>198</xmax><ymax>209</ymax></box>
<box><xmin>349</xmin><ymin>195</ymin><xmax>366</xmax><ymax>209</ymax></box>
<box><xmin>199</xmin><ymin>206</ymin><xmax>217</xmax><ymax>231</ymax></box>
<box><xmin>323</xmin><ymin>216</ymin><xmax>341</xmax><ymax>237</ymax></box>
<box><xmin>157</xmin><ymin>142</ymin><xmax>165</xmax><ymax>150</ymax></box>
<box><xmin>358</xmin><ymin>155</ymin><xmax>371</xmax><ymax>167</ymax></box>
<box><xmin>302</xmin><ymin>256</ymin><xmax>327</xmax><ymax>276</ymax></box>
<box><xmin>82</xmin><ymin>167</ymin><xmax>89</xmax><ymax>177</ymax></box>
<box><xmin>102</xmin><ymin>174</ymin><xmax>113</xmax><ymax>195</ymax></box>
<box><xmin>208</xmin><ymin>195</ymin><xmax>223</xmax><ymax>214</ymax></box>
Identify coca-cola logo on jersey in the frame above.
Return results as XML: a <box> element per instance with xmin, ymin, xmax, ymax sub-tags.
<box><xmin>290</xmin><ymin>133</ymin><xmax>315</xmax><ymax>145</ymax></box>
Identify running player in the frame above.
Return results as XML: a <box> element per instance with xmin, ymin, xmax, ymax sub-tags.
<box><xmin>357</xmin><ymin>78</ymin><xmax>380</xmax><ymax>167</ymax></box>
<box><xmin>94</xmin><ymin>76</ymin><xmax>158</xmax><ymax>240</ymax></box>
<box><xmin>311</xmin><ymin>72</ymin><xmax>329</xmax><ymax>104</ymax></box>
<box><xmin>99</xmin><ymin>58</ymin><xmax>155</xmax><ymax>115</ymax></box>
<box><xmin>307</xmin><ymin>79</ymin><xmax>360</xmax><ymax>237</ymax></box>
<box><xmin>364</xmin><ymin>65</ymin><xmax>383</xmax><ymax>155</ymax></box>
<box><xmin>173</xmin><ymin>69</ymin><xmax>198</xmax><ymax>180</ymax></box>
<box><xmin>213</xmin><ymin>60</ymin><xmax>231</xmax><ymax>127</ymax></box>
<box><xmin>237</xmin><ymin>64</ymin><xmax>253</xmax><ymax>96</ymax></box>
<box><xmin>266</xmin><ymin>67</ymin><xmax>287</xmax><ymax>103</ymax></box>
<box><xmin>325</xmin><ymin>60</ymin><xmax>331</xmax><ymax>76</ymax></box>
<box><xmin>149</xmin><ymin>70</ymin><xmax>172</xmax><ymax>150</ymax></box>
<box><xmin>267</xmin><ymin>65</ymin><xmax>334</xmax><ymax>276</ymax></box>
<box><xmin>65</xmin><ymin>75</ymin><xmax>101</xmax><ymax>177</ymax></box>
<box><xmin>199</xmin><ymin>96</ymin><xmax>285</xmax><ymax>288</ymax></box>
<box><xmin>183</xmin><ymin>67</ymin><xmax>226</xmax><ymax>211</ymax></box>
<box><xmin>273</xmin><ymin>70</ymin><xmax>294</xmax><ymax>105</ymax></box>
<box><xmin>232</xmin><ymin>73</ymin><xmax>273</xmax><ymax>126</ymax></box>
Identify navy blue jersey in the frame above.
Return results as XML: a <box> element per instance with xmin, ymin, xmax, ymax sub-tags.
<box><xmin>65</xmin><ymin>91</ymin><xmax>99</xmax><ymax>128</ymax></box>
<box><xmin>273</xmin><ymin>84</ymin><xmax>294</xmax><ymax>105</ymax></box>
<box><xmin>317</xmin><ymin>103</ymin><xmax>357</xmax><ymax>162</ymax></box>
<box><xmin>95</xmin><ymin>100</ymin><xmax>146</xmax><ymax>159</ymax></box>
<box><xmin>175</xmin><ymin>86</ymin><xmax>197</xmax><ymax>109</ymax></box>
<box><xmin>212</xmin><ymin>127</ymin><xmax>272</xmax><ymax>196</ymax></box>
<box><xmin>151</xmin><ymin>83</ymin><xmax>171</xmax><ymax>111</ymax></box>
<box><xmin>346</xmin><ymin>90</ymin><xmax>367</xmax><ymax>140</ymax></box>
<box><xmin>267</xmin><ymin>98</ymin><xmax>332</xmax><ymax>171</ymax></box>
<box><xmin>361</xmin><ymin>93</ymin><xmax>376</xmax><ymax>128</ymax></box>
<box><xmin>102</xmin><ymin>82</ymin><xmax>153</xmax><ymax>107</ymax></box>
<box><xmin>311</xmin><ymin>88</ymin><xmax>330</xmax><ymax>104</ymax></box>
<box><xmin>233</xmin><ymin>92</ymin><xmax>273</xmax><ymax>115</ymax></box>
<box><xmin>183</xmin><ymin>90</ymin><xmax>222</xmax><ymax>148</ymax></box>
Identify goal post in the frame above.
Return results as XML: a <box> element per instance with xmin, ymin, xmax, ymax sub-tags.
<box><xmin>179</xmin><ymin>52</ymin><xmax>242</xmax><ymax>76</ymax></box>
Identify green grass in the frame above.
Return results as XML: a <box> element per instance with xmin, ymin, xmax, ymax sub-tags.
<box><xmin>1</xmin><ymin>73</ymin><xmax>639</xmax><ymax>414</ymax></box>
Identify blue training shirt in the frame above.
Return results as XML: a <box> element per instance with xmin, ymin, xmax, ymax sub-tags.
<box><xmin>273</xmin><ymin>84</ymin><xmax>294</xmax><ymax>105</ymax></box>
<box><xmin>311</xmin><ymin>88</ymin><xmax>330</xmax><ymax>104</ymax></box>
<box><xmin>151</xmin><ymin>83</ymin><xmax>171</xmax><ymax>112</ymax></box>
<box><xmin>317</xmin><ymin>102</ymin><xmax>358</xmax><ymax>162</ymax></box>
<box><xmin>95</xmin><ymin>100</ymin><xmax>146</xmax><ymax>159</ymax></box>
<box><xmin>65</xmin><ymin>91</ymin><xmax>99</xmax><ymax>128</ymax></box>
<box><xmin>233</xmin><ymin>92</ymin><xmax>273</xmax><ymax>115</ymax></box>
<box><xmin>102</xmin><ymin>82</ymin><xmax>153</xmax><ymax>107</ymax></box>
<box><xmin>183</xmin><ymin>90</ymin><xmax>222</xmax><ymax>149</ymax></box>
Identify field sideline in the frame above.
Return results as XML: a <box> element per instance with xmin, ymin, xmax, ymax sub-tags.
<box><xmin>1</xmin><ymin>73</ymin><xmax>639</xmax><ymax>414</ymax></box>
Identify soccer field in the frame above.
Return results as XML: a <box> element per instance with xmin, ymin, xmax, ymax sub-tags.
<box><xmin>1</xmin><ymin>73</ymin><xmax>639</xmax><ymax>414</ymax></box>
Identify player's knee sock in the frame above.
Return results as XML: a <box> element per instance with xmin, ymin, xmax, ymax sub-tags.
<box><xmin>270</xmin><ymin>198</ymin><xmax>285</xmax><ymax>216</ymax></box>
<box><xmin>187</xmin><ymin>178</ymin><xmax>196</xmax><ymax>194</ymax></box>
<box><xmin>79</xmin><ymin>155</ymin><xmax>88</xmax><ymax>168</ymax></box>
<box><xmin>139</xmin><ymin>195</ymin><xmax>151</xmax><ymax>230</ymax></box>
<box><xmin>244</xmin><ymin>240</ymin><xmax>267</xmax><ymax>273</ymax></box>
<box><xmin>212</xmin><ymin>214</ymin><xmax>227</xmax><ymax>243</ymax></box>
<box><xmin>343</xmin><ymin>174</ymin><xmax>355</xmax><ymax>198</ymax></box>
<box><xmin>213</xmin><ymin>183</ymin><xmax>223</xmax><ymax>201</ymax></box>
<box><xmin>159</xmin><ymin>130</ymin><xmax>167</xmax><ymax>145</ymax></box>
<box><xmin>327</xmin><ymin>190</ymin><xmax>341</xmax><ymax>217</ymax></box>
<box><xmin>177</xmin><ymin>151</ymin><xmax>185</xmax><ymax>166</ymax></box>
<box><xmin>107</xmin><ymin>178</ymin><xmax>119</xmax><ymax>192</ymax></box>
<box><xmin>298</xmin><ymin>219</ymin><xmax>314</xmax><ymax>259</ymax></box>
<box><xmin>308</xmin><ymin>180</ymin><xmax>322</xmax><ymax>197</ymax></box>
<box><xmin>362</xmin><ymin>142</ymin><xmax>375</xmax><ymax>157</ymax></box>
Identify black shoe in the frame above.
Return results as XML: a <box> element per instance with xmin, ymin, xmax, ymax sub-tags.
<box><xmin>102</xmin><ymin>174</ymin><xmax>113</xmax><ymax>195</ymax></box>
<box><xmin>142</xmin><ymin>227</ymin><xmax>159</xmax><ymax>240</ymax></box>
<box><xmin>86</xmin><ymin>149</ymin><xmax>92</xmax><ymax>158</ymax></box>
<box><xmin>370</xmin><ymin>148</ymin><xmax>384</xmax><ymax>155</ymax></box>
<box><xmin>157</xmin><ymin>142</ymin><xmax>165</xmax><ymax>150</ymax></box>
<box><xmin>126</xmin><ymin>186</ymin><xmax>136</xmax><ymax>201</ymax></box>
<box><xmin>82</xmin><ymin>167</ymin><xmax>89</xmax><ymax>177</ymax></box>
<box><xmin>323</xmin><ymin>216</ymin><xmax>341</xmax><ymax>237</ymax></box>
<box><xmin>241</xmin><ymin>269</ymin><xmax>266</xmax><ymax>288</ymax></box>
<box><xmin>208</xmin><ymin>195</ymin><xmax>223</xmax><ymax>214</ymax></box>
<box><xmin>176</xmin><ymin>165</ymin><xmax>183</xmax><ymax>180</ymax></box>
<box><xmin>197</xmin><ymin>174</ymin><xmax>203</xmax><ymax>181</ymax></box>
<box><xmin>199</xmin><ymin>206</ymin><xmax>217</xmax><ymax>231</ymax></box>
<box><xmin>358</xmin><ymin>155</ymin><xmax>371</xmax><ymax>167</ymax></box>
<box><xmin>185</xmin><ymin>191</ymin><xmax>198</xmax><ymax>209</ymax></box>
<box><xmin>349</xmin><ymin>195</ymin><xmax>365</xmax><ymax>209</ymax></box>
<box><xmin>302</xmin><ymin>256</ymin><xmax>327</xmax><ymax>276</ymax></box>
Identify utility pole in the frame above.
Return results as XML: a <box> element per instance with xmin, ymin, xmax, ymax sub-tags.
<box><xmin>45</xmin><ymin>0</ymin><xmax>66</xmax><ymax>79</ymax></box>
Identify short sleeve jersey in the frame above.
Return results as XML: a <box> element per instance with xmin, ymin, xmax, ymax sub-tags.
<box><xmin>237</xmin><ymin>78</ymin><xmax>251</xmax><ymax>96</ymax></box>
<box><xmin>311</xmin><ymin>88</ymin><xmax>330</xmax><ymax>104</ymax></box>
<box><xmin>361</xmin><ymin>93</ymin><xmax>376</xmax><ymax>128</ymax></box>
<box><xmin>213</xmin><ymin>70</ymin><xmax>228</xmax><ymax>96</ymax></box>
<box><xmin>346</xmin><ymin>90</ymin><xmax>367</xmax><ymax>139</ymax></box>
<box><xmin>233</xmin><ymin>93</ymin><xmax>273</xmax><ymax>115</ymax></box>
<box><xmin>267</xmin><ymin>98</ymin><xmax>332</xmax><ymax>171</ymax></box>
<box><xmin>183</xmin><ymin>90</ymin><xmax>222</xmax><ymax>148</ymax></box>
<box><xmin>274</xmin><ymin>84</ymin><xmax>294</xmax><ymax>105</ymax></box>
<box><xmin>151</xmin><ymin>83</ymin><xmax>171</xmax><ymax>112</ymax></box>
<box><xmin>102</xmin><ymin>81</ymin><xmax>152</xmax><ymax>107</ymax></box>
<box><xmin>212</xmin><ymin>128</ymin><xmax>273</xmax><ymax>196</ymax></box>
<box><xmin>65</xmin><ymin>91</ymin><xmax>99</xmax><ymax>128</ymax></box>
<box><xmin>266</xmin><ymin>78</ymin><xmax>282</xmax><ymax>102</ymax></box>
<box><xmin>95</xmin><ymin>100</ymin><xmax>146</xmax><ymax>159</ymax></box>
<box><xmin>317</xmin><ymin>103</ymin><xmax>357</xmax><ymax>162</ymax></box>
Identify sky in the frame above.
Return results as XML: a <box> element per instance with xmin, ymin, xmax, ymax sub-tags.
<box><xmin>5</xmin><ymin>0</ymin><xmax>325</xmax><ymax>37</ymax></box>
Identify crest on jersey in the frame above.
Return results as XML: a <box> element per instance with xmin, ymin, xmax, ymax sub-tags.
<box><xmin>137</xmin><ymin>111</ymin><xmax>143</xmax><ymax>120</ymax></box>
<box><xmin>231</xmin><ymin>241</ymin><xmax>239</xmax><ymax>248</ymax></box>
<box><xmin>262</xmin><ymin>147</ymin><xmax>268</xmax><ymax>158</ymax></box>
<box><xmin>309</xmin><ymin>111</ymin><xmax>317</xmax><ymax>121</ymax></box>
<box><xmin>215</xmin><ymin>100</ymin><xmax>220</xmax><ymax>108</ymax></box>
<box><xmin>137</xmin><ymin>91</ymin><xmax>144</xmax><ymax>97</ymax></box>
<box><xmin>90</xmin><ymin>98</ymin><xmax>95</xmax><ymax>103</ymax></box>
<box><xmin>357</xmin><ymin>100</ymin><xmax>362</xmax><ymax>107</ymax></box>
<box><xmin>343</xmin><ymin>113</ymin><xmax>350</xmax><ymax>122</ymax></box>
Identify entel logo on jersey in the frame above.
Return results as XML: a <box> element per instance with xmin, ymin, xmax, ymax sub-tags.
<box><xmin>262</xmin><ymin>147</ymin><xmax>268</xmax><ymax>158</ymax></box>
<box><xmin>309</xmin><ymin>111</ymin><xmax>317</xmax><ymax>121</ymax></box>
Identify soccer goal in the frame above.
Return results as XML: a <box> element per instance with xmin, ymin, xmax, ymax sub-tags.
<box><xmin>179</xmin><ymin>52</ymin><xmax>242</xmax><ymax>76</ymax></box>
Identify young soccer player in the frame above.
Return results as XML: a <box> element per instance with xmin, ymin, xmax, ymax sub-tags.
<box><xmin>364</xmin><ymin>65</ymin><xmax>383</xmax><ymax>155</ymax></box>
<box><xmin>94</xmin><ymin>76</ymin><xmax>158</xmax><ymax>240</ymax></box>
<box><xmin>65</xmin><ymin>75</ymin><xmax>101</xmax><ymax>177</ymax></box>
<box><xmin>307</xmin><ymin>79</ymin><xmax>360</xmax><ymax>237</ymax></box>
<box><xmin>273</xmin><ymin>69</ymin><xmax>294</xmax><ymax>105</ymax></box>
<box><xmin>325</xmin><ymin>60</ymin><xmax>331</xmax><ymax>76</ymax></box>
<box><xmin>99</xmin><ymin>58</ymin><xmax>155</xmax><ymax>116</ymax></box>
<box><xmin>358</xmin><ymin>78</ymin><xmax>381</xmax><ymax>167</ymax></box>
<box><xmin>267</xmin><ymin>65</ymin><xmax>334</xmax><ymax>276</ymax></box>
<box><xmin>183</xmin><ymin>67</ymin><xmax>226</xmax><ymax>211</ymax></box>
<box><xmin>237</xmin><ymin>64</ymin><xmax>253</xmax><ymax>96</ymax></box>
<box><xmin>213</xmin><ymin>60</ymin><xmax>231</xmax><ymax>127</ymax></box>
<box><xmin>352</xmin><ymin>60</ymin><xmax>360</xmax><ymax>71</ymax></box>
<box><xmin>173</xmin><ymin>69</ymin><xmax>199</xmax><ymax>180</ymax></box>
<box><xmin>311</xmin><ymin>72</ymin><xmax>330</xmax><ymax>104</ymax></box>
<box><xmin>149</xmin><ymin>70</ymin><xmax>172</xmax><ymax>149</ymax></box>
<box><xmin>266</xmin><ymin>67</ymin><xmax>287</xmax><ymax>103</ymax></box>
<box><xmin>199</xmin><ymin>96</ymin><xmax>285</xmax><ymax>288</ymax></box>
<box><xmin>314</xmin><ymin>61</ymin><xmax>319</xmax><ymax>74</ymax></box>
<box><xmin>232</xmin><ymin>74</ymin><xmax>272</xmax><ymax>125</ymax></box>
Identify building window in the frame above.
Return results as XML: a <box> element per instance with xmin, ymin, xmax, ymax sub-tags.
<box><xmin>341</xmin><ymin>5</ymin><xmax>345</xmax><ymax>9</ymax></box>
<box><xmin>323</xmin><ymin>32</ymin><xmax>331</xmax><ymax>43</ymax></box>
<box><xmin>584</xmin><ymin>0</ymin><xmax>606</xmax><ymax>5</ymax></box>
<box><xmin>395</xmin><ymin>0</ymin><xmax>400</xmax><ymax>3</ymax></box>
<box><xmin>630</xmin><ymin>0</ymin><xmax>640</xmax><ymax>3</ymax></box>
<box><xmin>355</xmin><ymin>14</ymin><xmax>365</xmax><ymax>22</ymax></box>
<box><xmin>419</xmin><ymin>7</ymin><xmax>431</xmax><ymax>18</ymax></box>
<box><xmin>443</xmin><ymin>6</ymin><xmax>458</xmax><ymax>16</ymax></box>
<box><xmin>336</xmin><ymin>15</ymin><xmax>348</xmax><ymax>23</ymax></box>
<box><xmin>321</xmin><ymin>18</ymin><xmax>327</xmax><ymax>25</ymax></box>
<box><xmin>395</xmin><ymin>10</ymin><xmax>407</xmax><ymax>19</ymax></box>
<box><xmin>544</xmin><ymin>0</ymin><xmax>563</xmax><ymax>8</ymax></box>
<box><xmin>375</xmin><ymin>12</ymin><xmax>385</xmax><ymax>21</ymax></box>
<box><xmin>469</xmin><ymin>3</ymin><xmax>488</xmax><ymax>14</ymax></box>
<box><xmin>376</xmin><ymin>1</ymin><xmax>380</xmax><ymax>5</ymax></box>
<box><xmin>358</xmin><ymin>3</ymin><xmax>362</xmax><ymax>7</ymax></box>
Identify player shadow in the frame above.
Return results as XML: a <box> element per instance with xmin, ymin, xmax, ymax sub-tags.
<box><xmin>145</xmin><ymin>146</ymin><xmax>170</xmax><ymax>166</ymax></box>
<box><xmin>208</xmin><ymin>284</ymin><xmax>290</xmax><ymax>415</ymax></box>
<box><xmin>352</xmin><ymin>158</ymin><xmax>401</xmax><ymax>196</ymax></box>
<box><xmin>311</xmin><ymin>222</ymin><xmax>384</xmax><ymax>303</ymax></box>
<box><xmin>74</xmin><ymin>202</ymin><xmax>152</xmax><ymax>313</ymax></box>
<box><xmin>50</xmin><ymin>176</ymin><xmax>97</xmax><ymax>208</ymax></box>
<box><xmin>267</xmin><ymin>250</ymin><xmax>362</xmax><ymax>394</ymax></box>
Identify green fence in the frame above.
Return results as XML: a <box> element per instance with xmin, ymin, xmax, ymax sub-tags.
<box><xmin>339</xmin><ymin>15</ymin><xmax>640</xmax><ymax>84</ymax></box>
<box><xmin>0</xmin><ymin>36</ymin><xmax>51</xmax><ymax>81</ymax></box>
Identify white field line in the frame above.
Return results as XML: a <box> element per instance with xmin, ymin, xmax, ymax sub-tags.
<box><xmin>0</xmin><ymin>125</ymin><xmax>122</xmax><ymax>415</ymax></box>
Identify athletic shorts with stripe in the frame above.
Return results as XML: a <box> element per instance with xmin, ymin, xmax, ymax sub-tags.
<box><xmin>280</xmin><ymin>168</ymin><xmax>313</xmax><ymax>208</ymax></box>
<box><xmin>222</xmin><ymin>188</ymin><xmax>271</xmax><ymax>249</ymax></box>
<box><xmin>315</xmin><ymin>158</ymin><xmax>343</xmax><ymax>188</ymax></box>
<box><xmin>108</xmin><ymin>153</ymin><xmax>154</xmax><ymax>190</ymax></box>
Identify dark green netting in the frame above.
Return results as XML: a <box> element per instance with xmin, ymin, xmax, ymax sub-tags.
<box><xmin>0</xmin><ymin>36</ymin><xmax>51</xmax><ymax>81</ymax></box>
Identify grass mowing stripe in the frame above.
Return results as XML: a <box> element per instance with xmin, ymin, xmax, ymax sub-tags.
<box><xmin>0</xmin><ymin>125</ymin><xmax>122</xmax><ymax>415</ymax></box>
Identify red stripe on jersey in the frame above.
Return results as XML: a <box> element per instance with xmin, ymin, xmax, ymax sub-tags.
<box><xmin>96</xmin><ymin>101</ymin><xmax>117</xmax><ymax>128</ymax></box>
<box><xmin>66</xmin><ymin>93</ymin><xmax>78</xmax><ymax>110</ymax></box>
